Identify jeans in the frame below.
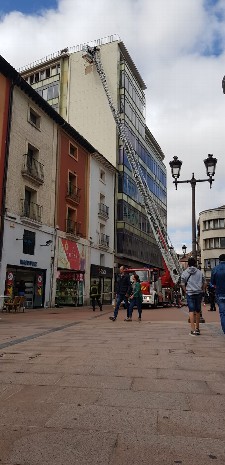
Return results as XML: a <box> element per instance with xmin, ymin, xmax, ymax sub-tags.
<box><xmin>216</xmin><ymin>295</ymin><xmax>225</xmax><ymax>333</ymax></box>
<box><xmin>187</xmin><ymin>293</ymin><xmax>202</xmax><ymax>312</ymax></box>
<box><xmin>129</xmin><ymin>297</ymin><xmax>142</xmax><ymax>318</ymax></box>
<box><xmin>114</xmin><ymin>294</ymin><xmax>128</xmax><ymax>318</ymax></box>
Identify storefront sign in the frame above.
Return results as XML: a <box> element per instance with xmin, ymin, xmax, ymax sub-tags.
<box><xmin>20</xmin><ymin>259</ymin><xmax>37</xmax><ymax>267</ymax></box>
<box><xmin>90</xmin><ymin>264</ymin><xmax>113</xmax><ymax>278</ymax></box>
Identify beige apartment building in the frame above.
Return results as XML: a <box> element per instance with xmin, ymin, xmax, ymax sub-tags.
<box><xmin>1</xmin><ymin>84</ymin><xmax>58</xmax><ymax>307</ymax></box>
<box><xmin>198</xmin><ymin>206</ymin><xmax>225</xmax><ymax>281</ymax></box>
<box><xmin>21</xmin><ymin>34</ymin><xmax>167</xmax><ymax>271</ymax></box>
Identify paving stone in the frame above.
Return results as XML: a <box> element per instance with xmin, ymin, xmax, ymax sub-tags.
<box><xmin>132</xmin><ymin>377</ymin><xmax>210</xmax><ymax>394</ymax></box>
<box><xmin>0</xmin><ymin>428</ymin><xmax>116</xmax><ymax>464</ymax></box>
<box><xmin>0</xmin><ymin>372</ymin><xmax>63</xmax><ymax>385</ymax></box>
<box><xmin>157</xmin><ymin>409</ymin><xmax>225</xmax><ymax>439</ymax></box>
<box><xmin>110</xmin><ymin>432</ymin><xmax>225</xmax><ymax>465</ymax></box>
<box><xmin>188</xmin><ymin>393</ymin><xmax>225</xmax><ymax>412</ymax></box>
<box><xmin>97</xmin><ymin>389</ymin><xmax>189</xmax><ymax>410</ymax></box>
<box><xmin>57</xmin><ymin>373</ymin><xmax>133</xmax><ymax>390</ymax></box>
<box><xmin>46</xmin><ymin>404</ymin><xmax>158</xmax><ymax>433</ymax></box>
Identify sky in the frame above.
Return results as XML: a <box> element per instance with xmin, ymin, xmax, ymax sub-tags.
<box><xmin>0</xmin><ymin>0</ymin><xmax>225</xmax><ymax>254</ymax></box>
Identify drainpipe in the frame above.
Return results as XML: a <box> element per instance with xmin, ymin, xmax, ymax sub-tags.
<box><xmin>0</xmin><ymin>80</ymin><xmax>14</xmax><ymax>261</ymax></box>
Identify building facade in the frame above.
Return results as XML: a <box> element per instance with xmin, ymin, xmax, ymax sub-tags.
<box><xmin>0</xmin><ymin>55</ymin><xmax>116</xmax><ymax>307</ymax></box>
<box><xmin>198</xmin><ymin>206</ymin><xmax>225</xmax><ymax>281</ymax></box>
<box><xmin>21</xmin><ymin>34</ymin><xmax>167</xmax><ymax>273</ymax></box>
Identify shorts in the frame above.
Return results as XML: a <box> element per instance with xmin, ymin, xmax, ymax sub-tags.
<box><xmin>187</xmin><ymin>293</ymin><xmax>202</xmax><ymax>313</ymax></box>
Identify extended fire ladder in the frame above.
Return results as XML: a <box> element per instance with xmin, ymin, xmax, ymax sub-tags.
<box><xmin>83</xmin><ymin>46</ymin><xmax>182</xmax><ymax>283</ymax></box>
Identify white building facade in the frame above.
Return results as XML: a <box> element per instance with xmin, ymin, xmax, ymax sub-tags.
<box><xmin>1</xmin><ymin>86</ymin><xmax>57</xmax><ymax>307</ymax></box>
<box><xmin>199</xmin><ymin>205</ymin><xmax>225</xmax><ymax>281</ymax></box>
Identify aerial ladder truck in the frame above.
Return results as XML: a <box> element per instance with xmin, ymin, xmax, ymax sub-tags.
<box><xmin>82</xmin><ymin>45</ymin><xmax>182</xmax><ymax>292</ymax></box>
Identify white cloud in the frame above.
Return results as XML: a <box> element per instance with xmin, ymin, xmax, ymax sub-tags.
<box><xmin>0</xmin><ymin>0</ymin><xmax>225</xmax><ymax>252</ymax></box>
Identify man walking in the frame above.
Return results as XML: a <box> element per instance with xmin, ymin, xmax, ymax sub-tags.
<box><xmin>181</xmin><ymin>257</ymin><xmax>206</xmax><ymax>336</ymax></box>
<box><xmin>109</xmin><ymin>265</ymin><xmax>131</xmax><ymax>321</ymax></box>
<box><xmin>210</xmin><ymin>254</ymin><xmax>225</xmax><ymax>334</ymax></box>
<box><xmin>90</xmin><ymin>280</ymin><xmax>102</xmax><ymax>312</ymax></box>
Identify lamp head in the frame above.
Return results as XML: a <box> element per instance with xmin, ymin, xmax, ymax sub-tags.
<box><xmin>169</xmin><ymin>156</ymin><xmax>182</xmax><ymax>179</ymax></box>
<box><xmin>204</xmin><ymin>153</ymin><xmax>217</xmax><ymax>178</ymax></box>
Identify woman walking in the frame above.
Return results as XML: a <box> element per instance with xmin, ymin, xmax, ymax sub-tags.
<box><xmin>125</xmin><ymin>274</ymin><xmax>143</xmax><ymax>321</ymax></box>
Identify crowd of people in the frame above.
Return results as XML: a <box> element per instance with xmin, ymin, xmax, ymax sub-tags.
<box><xmin>91</xmin><ymin>256</ymin><xmax>225</xmax><ymax>337</ymax></box>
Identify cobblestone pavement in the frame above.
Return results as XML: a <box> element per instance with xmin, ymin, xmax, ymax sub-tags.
<box><xmin>0</xmin><ymin>304</ymin><xmax>224</xmax><ymax>464</ymax></box>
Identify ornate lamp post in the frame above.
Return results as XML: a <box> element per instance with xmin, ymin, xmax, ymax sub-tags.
<box><xmin>169</xmin><ymin>154</ymin><xmax>217</xmax><ymax>261</ymax></box>
<box><xmin>169</xmin><ymin>155</ymin><xmax>217</xmax><ymax>323</ymax></box>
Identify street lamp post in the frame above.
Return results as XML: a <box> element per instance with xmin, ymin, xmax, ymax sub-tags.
<box><xmin>169</xmin><ymin>154</ymin><xmax>217</xmax><ymax>323</ymax></box>
<box><xmin>169</xmin><ymin>154</ymin><xmax>217</xmax><ymax>261</ymax></box>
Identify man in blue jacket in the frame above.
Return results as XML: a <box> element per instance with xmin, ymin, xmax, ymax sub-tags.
<box><xmin>210</xmin><ymin>254</ymin><xmax>225</xmax><ymax>334</ymax></box>
<box><xmin>109</xmin><ymin>265</ymin><xmax>131</xmax><ymax>321</ymax></box>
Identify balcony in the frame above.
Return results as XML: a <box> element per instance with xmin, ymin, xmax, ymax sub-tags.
<box><xmin>21</xmin><ymin>154</ymin><xmax>44</xmax><ymax>185</ymax></box>
<box><xmin>21</xmin><ymin>200</ymin><xmax>42</xmax><ymax>224</ymax></box>
<box><xmin>66</xmin><ymin>182</ymin><xmax>81</xmax><ymax>205</ymax></box>
<box><xmin>99</xmin><ymin>233</ymin><xmax>109</xmax><ymax>248</ymax></box>
<box><xmin>66</xmin><ymin>218</ymin><xmax>81</xmax><ymax>237</ymax></box>
<box><xmin>98</xmin><ymin>203</ymin><xmax>109</xmax><ymax>220</ymax></box>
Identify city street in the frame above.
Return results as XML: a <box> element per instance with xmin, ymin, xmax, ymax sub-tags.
<box><xmin>0</xmin><ymin>303</ymin><xmax>225</xmax><ymax>464</ymax></box>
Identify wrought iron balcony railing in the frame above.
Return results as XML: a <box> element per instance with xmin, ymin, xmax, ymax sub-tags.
<box><xmin>21</xmin><ymin>200</ymin><xmax>42</xmax><ymax>223</ymax></box>
<box><xmin>66</xmin><ymin>218</ymin><xmax>81</xmax><ymax>236</ymax></box>
<box><xmin>98</xmin><ymin>202</ymin><xmax>109</xmax><ymax>219</ymax></box>
<box><xmin>99</xmin><ymin>233</ymin><xmax>109</xmax><ymax>247</ymax></box>
<box><xmin>22</xmin><ymin>154</ymin><xmax>44</xmax><ymax>183</ymax></box>
<box><xmin>66</xmin><ymin>182</ymin><xmax>81</xmax><ymax>204</ymax></box>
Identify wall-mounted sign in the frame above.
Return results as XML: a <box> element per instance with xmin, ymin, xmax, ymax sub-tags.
<box><xmin>90</xmin><ymin>264</ymin><xmax>113</xmax><ymax>278</ymax></box>
<box><xmin>20</xmin><ymin>259</ymin><xmax>37</xmax><ymax>267</ymax></box>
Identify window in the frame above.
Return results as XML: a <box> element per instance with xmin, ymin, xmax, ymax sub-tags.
<box><xmin>100</xmin><ymin>169</ymin><xmax>106</xmax><ymax>183</ymax></box>
<box><xmin>23</xmin><ymin>229</ymin><xmax>35</xmax><ymax>255</ymax></box>
<box><xmin>69</xmin><ymin>142</ymin><xmax>78</xmax><ymax>160</ymax></box>
<box><xmin>100</xmin><ymin>254</ymin><xmax>105</xmax><ymax>266</ymax></box>
<box><xmin>29</xmin><ymin>108</ymin><xmax>40</xmax><ymax>129</ymax></box>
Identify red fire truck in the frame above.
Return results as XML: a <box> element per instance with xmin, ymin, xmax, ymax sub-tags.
<box><xmin>124</xmin><ymin>262</ymin><xmax>175</xmax><ymax>308</ymax></box>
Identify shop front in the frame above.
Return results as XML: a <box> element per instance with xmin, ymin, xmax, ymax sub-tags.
<box><xmin>5</xmin><ymin>262</ymin><xmax>46</xmax><ymax>308</ymax></box>
<box><xmin>56</xmin><ymin>237</ymin><xmax>86</xmax><ymax>307</ymax></box>
<box><xmin>90</xmin><ymin>264</ymin><xmax>113</xmax><ymax>304</ymax></box>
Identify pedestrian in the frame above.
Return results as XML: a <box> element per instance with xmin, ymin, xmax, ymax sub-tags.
<box><xmin>181</xmin><ymin>256</ymin><xmax>206</xmax><ymax>336</ymax></box>
<box><xmin>109</xmin><ymin>265</ymin><xmax>131</xmax><ymax>321</ymax></box>
<box><xmin>90</xmin><ymin>280</ymin><xmax>102</xmax><ymax>312</ymax></box>
<box><xmin>210</xmin><ymin>254</ymin><xmax>225</xmax><ymax>333</ymax></box>
<box><xmin>126</xmin><ymin>274</ymin><xmax>143</xmax><ymax>321</ymax></box>
<box><xmin>208</xmin><ymin>283</ymin><xmax>216</xmax><ymax>311</ymax></box>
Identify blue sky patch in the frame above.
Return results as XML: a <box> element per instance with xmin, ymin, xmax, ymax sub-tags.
<box><xmin>0</xmin><ymin>0</ymin><xmax>58</xmax><ymax>15</ymax></box>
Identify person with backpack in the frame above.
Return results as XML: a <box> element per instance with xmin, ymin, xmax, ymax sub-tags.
<box><xmin>90</xmin><ymin>280</ymin><xmax>102</xmax><ymax>312</ymax></box>
<box><xmin>126</xmin><ymin>274</ymin><xmax>143</xmax><ymax>322</ymax></box>
<box><xmin>181</xmin><ymin>256</ymin><xmax>206</xmax><ymax>336</ymax></box>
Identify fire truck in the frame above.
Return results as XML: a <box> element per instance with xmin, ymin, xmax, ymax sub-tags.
<box><xmin>124</xmin><ymin>264</ymin><xmax>174</xmax><ymax>308</ymax></box>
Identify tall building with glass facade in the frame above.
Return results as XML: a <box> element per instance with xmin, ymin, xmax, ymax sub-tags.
<box><xmin>20</xmin><ymin>34</ymin><xmax>167</xmax><ymax>270</ymax></box>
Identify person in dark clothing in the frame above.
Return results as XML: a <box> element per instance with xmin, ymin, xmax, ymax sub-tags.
<box><xmin>211</xmin><ymin>254</ymin><xmax>225</xmax><ymax>333</ymax></box>
<box><xmin>17</xmin><ymin>280</ymin><xmax>26</xmax><ymax>296</ymax></box>
<box><xmin>90</xmin><ymin>280</ymin><xmax>102</xmax><ymax>311</ymax></box>
<box><xmin>109</xmin><ymin>266</ymin><xmax>131</xmax><ymax>321</ymax></box>
<box><xmin>208</xmin><ymin>283</ymin><xmax>216</xmax><ymax>311</ymax></box>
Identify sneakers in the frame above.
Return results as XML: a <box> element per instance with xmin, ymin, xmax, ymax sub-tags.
<box><xmin>138</xmin><ymin>317</ymin><xmax>141</xmax><ymax>322</ymax></box>
<box><xmin>189</xmin><ymin>329</ymin><xmax>200</xmax><ymax>336</ymax></box>
<box><xmin>109</xmin><ymin>316</ymin><xmax>116</xmax><ymax>321</ymax></box>
<box><xmin>100</xmin><ymin>306</ymin><xmax>103</xmax><ymax>311</ymax></box>
<box><xmin>124</xmin><ymin>317</ymin><xmax>132</xmax><ymax>321</ymax></box>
